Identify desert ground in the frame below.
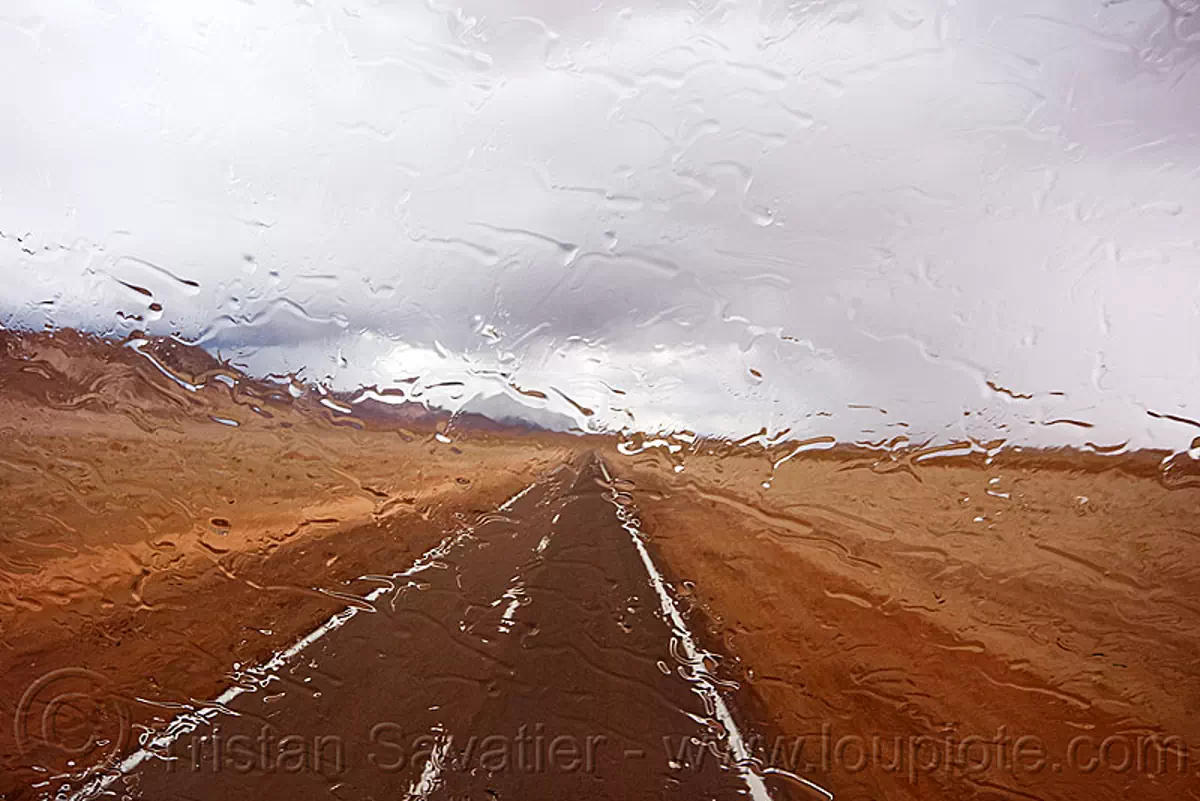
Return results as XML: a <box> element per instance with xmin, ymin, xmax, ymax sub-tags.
<box><xmin>613</xmin><ymin>440</ymin><xmax>1200</xmax><ymax>800</ymax></box>
<box><xmin>0</xmin><ymin>331</ymin><xmax>581</xmax><ymax>795</ymax></box>
<box><xmin>2</xmin><ymin>330</ymin><xmax>1198</xmax><ymax>801</ymax></box>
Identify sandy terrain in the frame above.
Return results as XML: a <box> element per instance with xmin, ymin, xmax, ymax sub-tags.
<box><xmin>0</xmin><ymin>332</ymin><xmax>581</xmax><ymax>796</ymax></box>
<box><xmin>5</xmin><ymin>329</ymin><xmax>1199</xmax><ymax>801</ymax></box>
<box><xmin>613</xmin><ymin>443</ymin><xmax>1200</xmax><ymax>801</ymax></box>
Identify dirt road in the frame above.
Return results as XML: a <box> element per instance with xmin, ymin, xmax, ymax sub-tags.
<box><xmin>47</xmin><ymin>455</ymin><xmax>818</xmax><ymax>801</ymax></box>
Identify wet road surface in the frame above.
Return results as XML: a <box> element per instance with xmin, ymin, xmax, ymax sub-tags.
<box><xmin>73</xmin><ymin>455</ymin><xmax>797</xmax><ymax>801</ymax></box>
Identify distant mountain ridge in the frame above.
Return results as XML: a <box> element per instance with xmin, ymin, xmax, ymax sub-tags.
<box><xmin>0</xmin><ymin>328</ymin><xmax>576</xmax><ymax>436</ymax></box>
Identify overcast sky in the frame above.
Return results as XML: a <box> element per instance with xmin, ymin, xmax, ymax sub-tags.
<box><xmin>2</xmin><ymin>0</ymin><xmax>1199</xmax><ymax>449</ymax></box>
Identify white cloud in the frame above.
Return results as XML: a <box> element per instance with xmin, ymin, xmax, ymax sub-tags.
<box><xmin>2</xmin><ymin>0</ymin><xmax>1199</xmax><ymax>448</ymax></box>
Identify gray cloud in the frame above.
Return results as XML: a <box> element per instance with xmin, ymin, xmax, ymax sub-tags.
<box><xmin>2</xmin><ymin>0</ymin><xmax>1199</xmax><ymax>447</ymax></box>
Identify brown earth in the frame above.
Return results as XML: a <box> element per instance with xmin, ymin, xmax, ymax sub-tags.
<box><xmin>0</xmin><ymin>332</ymin><xmax>584</xmax><ymax>796</ymax></box>
<box><xmin>4</xmin><ymin>329</ymin><xmax>1200</xmax><ymax>801</ymax></box>
<box><xmin>612</xmin><ymin>442</ymin><xmax>1200</xmax><ymax>801</ymax></box>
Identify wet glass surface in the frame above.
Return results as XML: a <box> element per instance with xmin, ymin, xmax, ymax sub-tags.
<box><xmin>2</xmin><ymin>2</ymin><xmax>1199</xmax><ymax>800</ymax></box>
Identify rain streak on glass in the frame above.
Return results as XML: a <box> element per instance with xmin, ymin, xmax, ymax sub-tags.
<box><xmin>1</xmin><ymin>2</ymin><xmax>1199</xmax><ymax>801</ymax></box>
